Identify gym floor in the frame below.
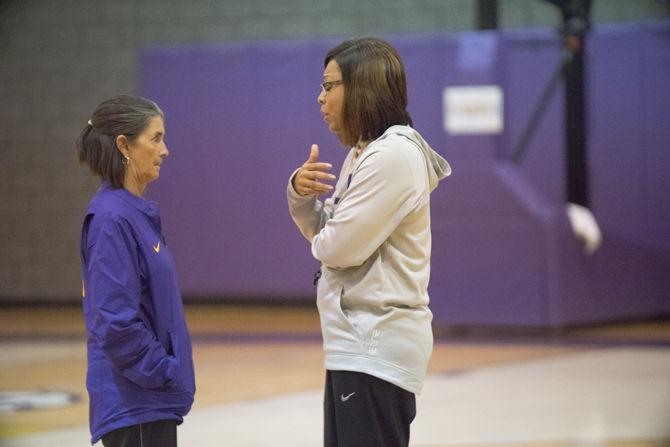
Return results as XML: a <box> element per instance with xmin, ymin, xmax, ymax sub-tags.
<box><xmin>1</xmin><ymin>304</ymin><xmax>669</xmax><ymax>447</ymax></box>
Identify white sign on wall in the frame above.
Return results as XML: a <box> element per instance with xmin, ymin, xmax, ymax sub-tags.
<box><xmin>443</xmin><ymin>85</ymin><xmax>504</xmax><ymax>135</ymax></box>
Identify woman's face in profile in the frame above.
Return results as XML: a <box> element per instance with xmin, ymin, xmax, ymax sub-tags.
<box><xmin>126</xmin><ymin>116</ymin><xmax>169</xmax><ymax>185</ymax></box>
<box><xmin>318</xmin><ymin>59</ymin><xmax>344</xmax><ymax>137</ymax></box>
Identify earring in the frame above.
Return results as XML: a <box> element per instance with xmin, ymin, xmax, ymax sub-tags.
<box><xmin>122</xmin><ymin>155</ymin><xmax>130</xmax><ymax>165</ymax></box>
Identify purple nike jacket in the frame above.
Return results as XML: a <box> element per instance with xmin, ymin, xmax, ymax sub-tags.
<box><xmin>80</xmin><ymin>183</ymin><xmax>195</xmax><ymax>444</ymax></box>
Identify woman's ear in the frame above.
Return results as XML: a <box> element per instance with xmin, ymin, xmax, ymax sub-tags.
<box><xmin>116</xmin><ymin>135</ymin><xmax>129</xmax><ymax>159</ymax></box>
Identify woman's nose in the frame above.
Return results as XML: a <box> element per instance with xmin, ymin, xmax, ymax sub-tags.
<box><xmin>317</xmin><ymin>90</ymin><xmax>325</xmax><ymax>105</ymax></box>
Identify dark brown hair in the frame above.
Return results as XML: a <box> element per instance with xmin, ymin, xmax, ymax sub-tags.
<box><xmin>76</xmin><ymin>95</ymin><xmax>164</xmax><ymax>188</ymax></box>
<box><xmin>325</xmin><ymin>37</ymin><xmax>412</xmax><ymax>147</ymax></box>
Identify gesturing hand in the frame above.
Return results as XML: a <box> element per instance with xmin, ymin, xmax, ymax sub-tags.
<box><xmin>293</xmin><ymin>144</ymin><xmax>336</xmax><ymax>196</ymax></box>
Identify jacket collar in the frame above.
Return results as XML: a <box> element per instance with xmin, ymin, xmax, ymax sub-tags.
<box><xmin>100</xmin><ymin>182</ymin><xmax>161</xmax><ymax>227</ymax></box>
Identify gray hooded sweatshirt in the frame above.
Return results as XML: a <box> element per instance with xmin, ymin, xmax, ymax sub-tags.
<box><xmin>287</xmin><ymin>125</ymin><xmax>451</xmax><ymax>394</ymax></box>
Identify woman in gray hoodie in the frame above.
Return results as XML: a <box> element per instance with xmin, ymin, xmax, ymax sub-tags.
<box><xmin>287</xmin><ymin>37</ymin><xmax>451</xmax><ymax>447</ymax></box>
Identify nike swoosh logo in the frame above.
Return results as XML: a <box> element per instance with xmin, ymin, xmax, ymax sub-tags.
<box><xmin>153</xmin><ymin>242</ymin><xmax>160</xmax><ymax>253</ymax></box>
<box><xmin>340</xmin><ymin>392</ymin><xmax>356</xmax><ymax>402</ymax></box>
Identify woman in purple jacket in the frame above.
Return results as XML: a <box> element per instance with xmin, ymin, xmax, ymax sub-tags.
<box><xmin>77</xmin><ymin>95</ymin><xmax>195</xmax><ymax>447</ymax></box>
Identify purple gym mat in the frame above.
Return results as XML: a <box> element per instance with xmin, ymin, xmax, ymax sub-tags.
<box><xmin>140</xmin><ymin>21</ymin><xmax>670</xmax><ymax>327</ymax></box>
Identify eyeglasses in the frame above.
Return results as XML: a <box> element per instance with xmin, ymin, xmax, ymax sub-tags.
<box><xmin>320</xmin><ymin>80</ymin><xmax>343</xmax><ymax>94</ymax></box>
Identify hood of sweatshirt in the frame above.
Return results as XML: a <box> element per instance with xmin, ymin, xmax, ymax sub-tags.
<box><xmin>378</xmin><ymin>125</ymin><xmax>452</xmax><ymax>191</ymax></box>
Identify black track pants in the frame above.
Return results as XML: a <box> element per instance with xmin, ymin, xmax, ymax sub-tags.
<box><xmin>101</xmin><ymin>419</ymin><xmax>177</xmax><ymax>447</ymax></box>
<box><xmin>324</xmin><ymin>370</ymin><xmax>416</xmax><ymax>447</ymax></box>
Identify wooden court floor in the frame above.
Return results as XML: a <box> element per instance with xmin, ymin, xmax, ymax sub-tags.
<box><xmin>1</xmin><ymin>304</ymin><xmax>669</xmax><ymax>446</ymax></box>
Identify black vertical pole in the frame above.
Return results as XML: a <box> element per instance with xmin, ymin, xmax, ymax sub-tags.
<box><xmin>561</xmin><ymin>0</ymin><xmax>591</xmax><ymax>207</ymax></box>
<box><xmin>477</xmin><ymin>0</ymin><xmax>498</xmax><ymax>30</ymax></box>
<box><xmin>565</xmin><ymin>37</ymin><xmax>588</xmax><ymax>206</ymax></box>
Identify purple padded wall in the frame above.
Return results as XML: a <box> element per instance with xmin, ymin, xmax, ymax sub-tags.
<box><xmin>140</xmin><ymin>21</ymin><xmax>670</xmax><ymax>326</ymax></box>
